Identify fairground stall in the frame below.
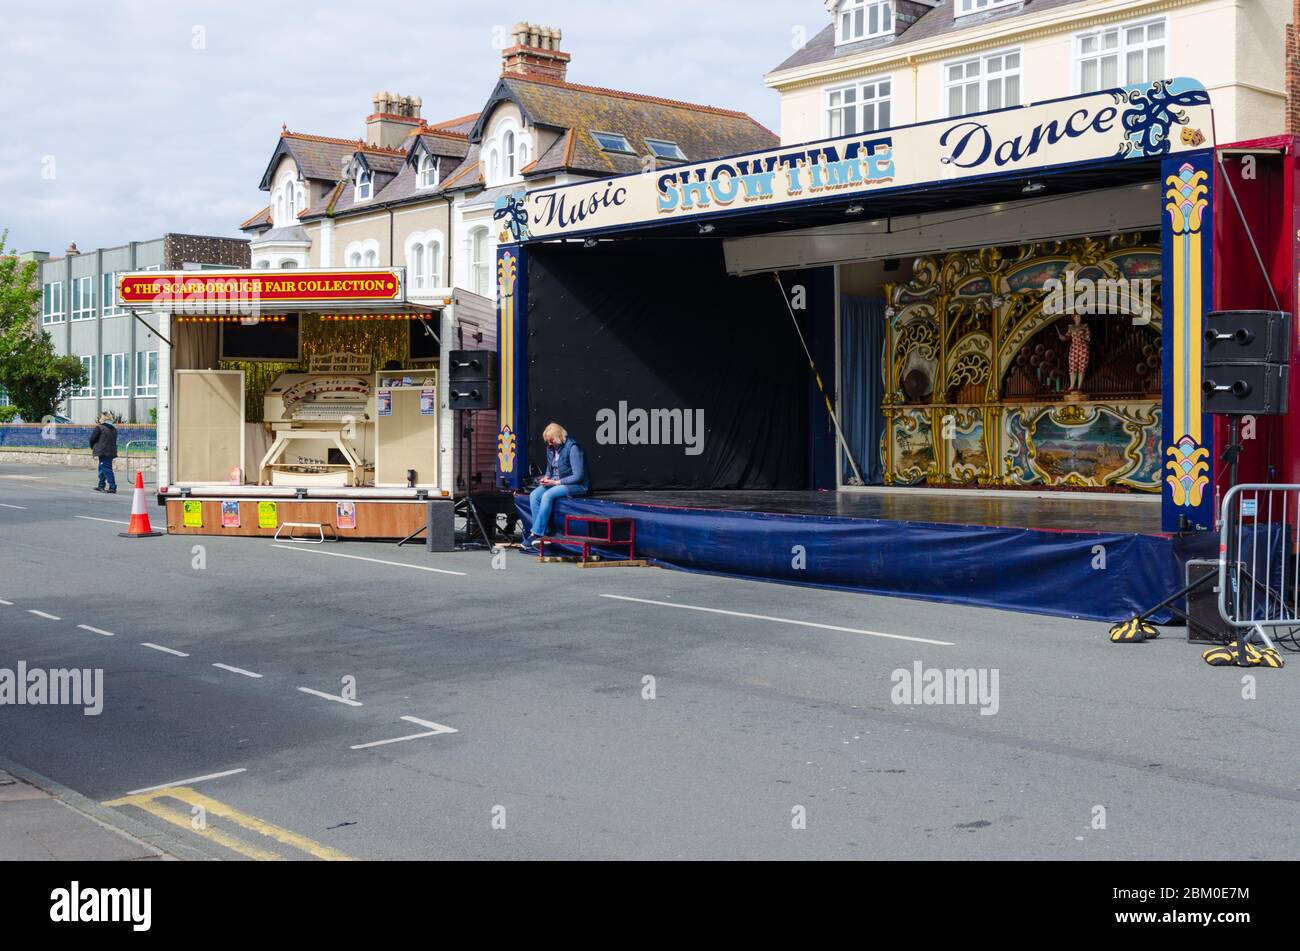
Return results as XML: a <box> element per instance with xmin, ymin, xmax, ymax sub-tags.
<box><xmin>492</xmin><ymin>77</ymin><xmax>1276</xmax><ymax>621</ymax></box>
<box><xmin>115</xmin><ymin>268</ymin><xmax>497</xmax><ymax>541</ymax></box>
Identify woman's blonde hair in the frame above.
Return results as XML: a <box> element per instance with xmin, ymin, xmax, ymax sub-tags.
<box><xmin>543</xmin><ymin>422</ymin><xmax>567</xmax><ymax>442</ymax></box>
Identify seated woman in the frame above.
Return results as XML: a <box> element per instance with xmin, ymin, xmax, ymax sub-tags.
<box><xmin>526</xmin><ymin>422</ymin><xmax>589</xmax><ymax>544</ymax></box>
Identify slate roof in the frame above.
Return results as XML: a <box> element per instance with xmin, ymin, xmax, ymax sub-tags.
<box><xmin>769</xmin><ymin>0</ymin><xmax>1089</xmax><ymax>76</ymax></box>
<box><xmin>248</xmin><ymin>114</ymin><xmax>479</xmax><ymax>227</ymax></box>
<box><xmin>425</xmin><ymin>112</ymin><xmax>480</xmax><ymax>136</ymax></box>
<box><xmin>440</xmin><ymin>74</ymin><xmax>778</xmax><ymax>190</ymax></box>
<box><xmin>240</xmin><ymin>205</ymin><xmax>272</xmax><ymax>231</ymax></box>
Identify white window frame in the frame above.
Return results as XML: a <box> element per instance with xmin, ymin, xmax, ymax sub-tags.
<box><xmin>1075</xmin><ymin>17</ymin><xmax>1167</xmax><ymax>94</ymax></box>
<box><xmin>102</xmin><ymin>272</ymin><xmax>123</xmax><ymax>317</ymax></box>
<box><xmin>955</xmin><ymin>0</ymin><xmax>1018</xmax><ymax>17</ymax></box>
<box><xmin>355</xmin><ymin>165</ymin><xmax>373</xmax><ymax>201</ymax></box>
<box><xmin>70</xmin><ymin>275</ymin><xmax>95</xmax><ymax>320</ymax></box>
<box><xmin>943</xmin><ymin>48</ymin><xmax>1021</xmax><ymax>118</ymax></box>
<box><xmin>135</xmin><ymin>350</ymin><xmax>158</xmax><ymax>397</ymax></box>
<box><xmin>417</xmin><ymin>152</ymin><xmax>439</xmax><ymax>189</ymax></box>
<box><xmin>825</xmin><ymin>76</ymin><xmax>893</xmax><ymax>137</ymax></box>
<box><xmin>344</xmin><ymin>240</ymin><xmax>380</xmax><ymax>268</ymax></box>
<box><xmin>469</xmin><ymin>226</ymin><xmax>491</xmax><ymax>297</ymax></box>
<box><xmin>836</xmin><ymin>0</ymin><xmax>894</xmax><ymax>45</ymax></box>
<box><xmin>591</xmin><ymin>131</ymin><xmax>634</xmax><ymax>154</ymax></box>
<box><xmin>645</xmin><ymin>138</ymin><xmax>687</xmax><ymax>161</ymax></box>
<box><xmin>73</xmin><ymin>355</ymin><xmax>95</xmax><ymax>399</ymax></box>
<box><xmin>503</xmin><ymin>129</ymin><xmax>517</xmax><ymax>178</ymax></box>
<box><xmin>102</xmin><ymin>352</ymin><xmax>127</xmax><ymax>398</ymax></box>
<box><xmin>42</xmin><ymin>281</ymin><xmax>64</xmax><ymax>325</ymax></box>
<box><xmin>405</xmin><ymin>231</ymin><xmax>445</xmax><ymax>292</ymax></box>
<box><xmin>427</xmin><ymin>239</ymin><xmax>443</xmax><ymax>289</ymax></box>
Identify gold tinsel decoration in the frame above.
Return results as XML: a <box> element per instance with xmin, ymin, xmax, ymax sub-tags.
<box><xmin>219</xmin><ymin>314</ymin><xmax>421</xmax><ymax>421</ymax></box>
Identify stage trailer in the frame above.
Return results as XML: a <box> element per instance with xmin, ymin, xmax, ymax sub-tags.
<box><xmin>117</xmin><ymin>268</ymin><xmax>496</xmax><ymax>540</ymax></box>
<box><xmin>484</xmin><ymin>79</ymin><xmax>1274</xmax><ymax>621</ymax></box>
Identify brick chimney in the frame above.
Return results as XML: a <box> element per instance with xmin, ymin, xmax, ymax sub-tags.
<box><xmin>366</xmin><ymin>91</ymin><xmax>423</xmax><ymax>149</ymax></box>
<box><xmin>1288</xmin><ymin>0</ymin><xmax>1300</xmax><ymax>134</ymax></box>
<box><xmin>501</xmin><ymin>23</ymin><xmax>569</xmax><ymax>81</ymax></box>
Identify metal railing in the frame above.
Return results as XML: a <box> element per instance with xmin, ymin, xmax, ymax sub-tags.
<box><xmin>123</xmin><ymin>439</ymin><xmax>156</xmax><ymax>486</ymax></box>
<box><xmin>1218</xmin><ymin>483</ymin><xmax>1300</xmax><ymax>652</ymax></box>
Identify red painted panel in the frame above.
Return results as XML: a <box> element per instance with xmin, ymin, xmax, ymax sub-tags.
<box><xmin>1212</xmin><ymin>136</ymin><xmax>1298</xmax><ymax>498</ymax></box>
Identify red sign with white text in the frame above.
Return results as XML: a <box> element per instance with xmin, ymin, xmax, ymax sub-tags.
<box><xmin>117</xmin><ymin>270</ymin><xmax>403</xmax><ymax>306</ymax></box>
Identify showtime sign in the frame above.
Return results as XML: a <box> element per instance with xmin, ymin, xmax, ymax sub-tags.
<box><xmin>514</xmin><ymin>78</ymin><xmax>1214</xmax><ymax>241</ymax></box>
<box><xmin>116</xmin><ymin>269</ymin><xmax>404</xmax><ymax>309</ymax></box>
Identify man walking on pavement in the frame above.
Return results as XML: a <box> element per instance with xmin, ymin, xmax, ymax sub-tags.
<box><xmin>90</xmin><ymin>411</ymin><xmax>118</xmax><ymax>493</ymax></box>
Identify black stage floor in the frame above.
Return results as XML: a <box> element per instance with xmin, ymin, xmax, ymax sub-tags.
<box><xmin>594</xmin><ymin>490</ymin><xmax>1164</xmax><ymax>534</ymax></box>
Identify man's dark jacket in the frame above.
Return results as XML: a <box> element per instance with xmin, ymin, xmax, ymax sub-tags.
<box><xmin>89</xmin><ymin>422</ymin><xmax>118</xmax><ymax>459</ymax></box>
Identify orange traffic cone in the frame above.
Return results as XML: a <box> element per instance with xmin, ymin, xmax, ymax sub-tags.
<box><xmin>119</xmin><ymin>471</ymin><xmax>164</xmax><ymax>538</ymax></box>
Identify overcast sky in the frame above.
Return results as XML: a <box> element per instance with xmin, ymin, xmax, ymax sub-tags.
<box><xmin>0</xmin><ymin>0</ymin><xmax>831</xmax><ymax>255</ymax></box>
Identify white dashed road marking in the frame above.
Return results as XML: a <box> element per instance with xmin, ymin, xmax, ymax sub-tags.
<box><xmin>74</xmin><ymin>515</ymin><xmax>130</xmax><ymax>526</ymax></box>
<box><xmin>598</xmin><ymin>594</ymin><xmax>957</xmax><ymax>646</ymax></box>
<box><xmin>350</xmin><ymin>715</ymin><xmax>459</xmax><ymax>750</ymax></box>
<box><xmin>297</xmin><ymin>687</ymin><xmax>363</xmax><ymax>707</ymax></box>
<box><xmin>27</xmin><ymin>610</ymin><xmax>61</xmax><ymax>621</ymax></box>
<box><xmin>141</xmin><ymin>643</ymin><xmax>189</xmax><ymax>657</ymax></box>
<box><xmin>125</xmin><ymin>768</ymin><xmax>248</xmax><ymax>797</ymax></box>
<box><xmin>212</xmin><ymin>663</ymin><xmax>262</xmax><ymax>679</ymax></box>
<box><xmin>269</xmin><ymin>544</ymin><xmax>467</xmax><ymax>576</ymax></box>
<box><xmin>77</xmin><ymin>624</ymin><xmax>115</xmax><ymax>637</ymax></box>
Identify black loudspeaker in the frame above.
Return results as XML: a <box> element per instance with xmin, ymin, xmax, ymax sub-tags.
<box><xmin>1202</xmin><ymin>310</ymin><xmax>1291</xmax><ymax>415</ymax></box>
<box><xmin>448</xmin><ymin>350</ymin><xmax>498</xmax><ymax>382</ymax></box>
<box><xmin>449</xmin><ymin>383</ymin><xmax>497</xmax><ymax>410</ymax></box>
<box><xmin>1202</xmin><ymin>363</ymin><xmax>1289</xmax><ymax>414</ymax></box>
<box><xmin>449</xmin><ymin>349</ymin><xmax>498</xmax><ymax>410</ymax></box>
<box><xmin>1204</xmin><ymin>310</ymin><xmax>1290</xmax><ymax>364</ymax></box>
<box><xmin>1185</xmin><ymin>559</ymin><xmax>1232</xmax><ymax>645</ymax></box>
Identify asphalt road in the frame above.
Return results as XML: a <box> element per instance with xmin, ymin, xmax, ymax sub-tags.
<box><xmin>1</xmin><ymin>462</ymin><xmax>1297</xmax><ymax>860</ymax></box>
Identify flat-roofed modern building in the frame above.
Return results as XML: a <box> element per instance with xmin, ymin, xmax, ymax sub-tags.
<box><xmin>30</xmin><ymin>234</ymin><xmax>249</xmax><ymax>423</ymax></box>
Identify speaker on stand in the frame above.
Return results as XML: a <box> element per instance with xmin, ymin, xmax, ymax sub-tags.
<box><xmin>448</xmin><ymin>350</ymin><xmax>499</xmax><ymax>549</ymax></box>
<box><xmin>1199</xmin><ymin>310</ymin><xmax>1291</xmax><ymax>647</ymax></box>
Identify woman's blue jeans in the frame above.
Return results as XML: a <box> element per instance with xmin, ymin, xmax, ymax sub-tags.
<box><xmin>528</xmin><ymin>483</ymin><xmax>586</xmax><ymax>537</ymax></box>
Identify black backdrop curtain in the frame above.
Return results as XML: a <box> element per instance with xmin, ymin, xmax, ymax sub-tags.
<box><xmin>525</xmin><ymin>242</ymin><xmax>812</xmax><ymax>490</ymax></box>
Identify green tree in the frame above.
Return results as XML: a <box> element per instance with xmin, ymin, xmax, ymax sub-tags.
<box><xmin>0</xmin><ymin>230</ymin><xmax>86</xmax><ymax>421</ymax></box>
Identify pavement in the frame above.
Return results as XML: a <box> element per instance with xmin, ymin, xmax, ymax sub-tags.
<box><xmin>1</xmin><ymin>461</ymin><xmax>1298</xmax><ymax>860</ymax></box>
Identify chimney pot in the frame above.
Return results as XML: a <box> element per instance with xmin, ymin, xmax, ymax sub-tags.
<box><xmin>501</xmin><ymin>21</ymin><xmax>570</xmax><ymax>81</ymax></box>
<box><xmin>66</xmin><ymin>242</ymin><xmax>79</xmax><ymax>255</ymax></box>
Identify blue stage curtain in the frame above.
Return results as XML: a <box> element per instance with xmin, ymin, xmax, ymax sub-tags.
<box><xmin>840</xmin><ymin>295</ymin><xmax>885</xmax><ymax>485</ymax></box>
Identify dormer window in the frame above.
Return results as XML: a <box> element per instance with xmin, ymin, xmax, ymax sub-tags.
<box><xmin>645</xmin><ymin>139</ymin><xmax>686</xmax><ymax>161</ymax></box>
<box><xmin>355</xmin><ymin>166</ymin><xmax>372</xmax><ymax>201</ymax></box>
<box><xmin>955</xmin><ymin>0</ymin><xmax>1018</xmax><ymax>17</ymax></box>
<box><xmin>837</xmin><ymin>0</ymin><xmax>892</xmax><ymax>44</ymax></box>
<box><xmin>417</xmin><ymin>152</ymin><xmax>439</xmax><ymax>189</ymax></box>
<box><xmin>591</xmin><ymin>131</ymin><xmax>635</xmax><ymax>154</ymax></box>
<box><xmin>503</xmin><ymin>130</ymin><xmax>516</xmax><ymax>177</ymax></box>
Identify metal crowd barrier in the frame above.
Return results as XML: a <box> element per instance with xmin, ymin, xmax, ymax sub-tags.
<box><xmin>123</xmin><ymin>439</ymin><xmax>156</xmax><ymax>486</ymax></box>
<box><xmin>1218</xmin><ymin>483</ymin><xmax>1300</xmax><ymax>652</ymax></box>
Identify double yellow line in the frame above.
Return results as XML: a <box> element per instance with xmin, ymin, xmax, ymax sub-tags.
<box><xmin>105</xmin><ymin>787</ymin><xmax>352</xmax><ymax>861</ymax></box>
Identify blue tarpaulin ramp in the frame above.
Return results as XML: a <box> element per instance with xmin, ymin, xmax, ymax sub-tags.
<box><xmin>515</xmin><ymin>493</ymin><xmax>1218</xmax><ymax>623</ymax></box>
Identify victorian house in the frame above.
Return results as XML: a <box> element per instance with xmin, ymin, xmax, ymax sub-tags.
<box><xmin>766</xmin><ymin>0</ymin><xmax>1287</xmax><ymax>145</ymax></box>
<box><xmin>240</xmin><ymin>22</ymin><xmax>779</xmax><ymax>303</ymax></box>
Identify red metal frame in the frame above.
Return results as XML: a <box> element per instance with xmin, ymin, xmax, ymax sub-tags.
<box><xmin>537</xmin><ymin>515</ymin><xmax>636</xmax><ymax>562</ymax></box>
